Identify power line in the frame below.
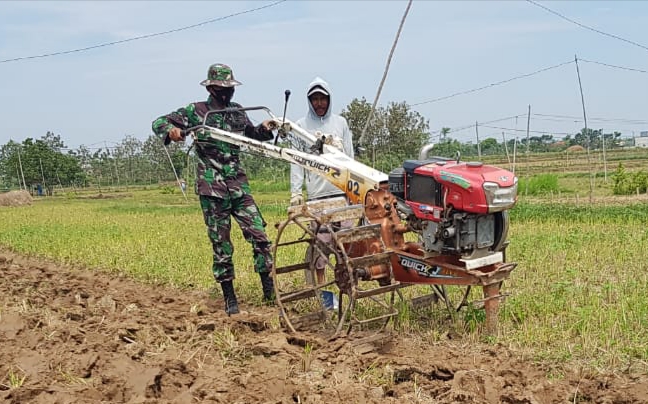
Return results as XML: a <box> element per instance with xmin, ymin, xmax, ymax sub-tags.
<box><xmin>411</xmin><ymin>60</ymin><xmax>574</xmax><ymax>106</ymax></box>
<box><xmin>419</xmin><ymin>54</ymin><xmax>646</xmax><ymax>137</ymax></box>
<box><xmin>408</xmin><ymin>56</ymin><xmax>643</xmax><ymax>113</ymax></box>
<box><xmin>445</xmin><ymin>118</ymin><xmax>580</xmax><ymax>142</ymax></box>
<box><xmin>430</xmin><ymin>113</ymin><xmax>528</xmax><ymax>135</ymax></box>
<box><xmin>526</xmin><ymin>0</ymin><xmax>648</xmax><ymax>52</ymax></box>
<box><xmin>579</xmin><ymin>58</ymin><xmax>648</xmax><ymax>74</ymax></box>
<box><xmin>530</xmin><ymin>116</ymin><xmax>582</xmax><ymax>124</ymax></box>
<box><xmin>534</xmin><ymin>113</ymin><xmax>648</xmax><ymax>125</ymax></box>
<box><xmin>0</xmin><ymin>1</ymin><xmax>287</xmax><ymax>64</ymax></box>
<box><xmin>480</xmin><ymin>124</ymin><xmax>574</xmax><ymax>136</ymax></box>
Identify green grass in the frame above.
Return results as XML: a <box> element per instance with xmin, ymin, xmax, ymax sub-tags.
<box><xmin>511</xmin><ymin>201</ymin><xmax>648</xmax><ymax>222</ymax></box>
<box><xmin>518</xmin><ymin>173</ymin><xmax>560</xmax><ymax>196</ymax></box>
<box><xmin>0</xmin><ymin>189</ymin><xmax>291</xmax><ymax>302</ymax></box>
<box><xmin>2</xmin><ymin>185</ymin><xmax>648</xmax><ymax>372</ymax></box>
<box><xmin>502</xmin><ymin>207</ymin><xmax>648</xmax><ymax>370</ymax></box>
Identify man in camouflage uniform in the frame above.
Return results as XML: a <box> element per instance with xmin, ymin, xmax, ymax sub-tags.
<box><xmin>152</xmin><ymin>63</ymin><xmax>275</xmax><ymax>315</ymax></box>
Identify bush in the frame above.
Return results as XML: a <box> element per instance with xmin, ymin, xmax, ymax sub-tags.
<box><xmin>160</xmin><ymin>185</ymin><xmax>176</xmax><ymax>194</ymax></box>
<box><xmin>518</xmin><ymin>174</ymin><xmax>559</xmax><ymax>196</ymax></box>
<box><xmin>612</xmin><ymin>163</ymin><xmax>648</xmax><ymax>195</ymax></box>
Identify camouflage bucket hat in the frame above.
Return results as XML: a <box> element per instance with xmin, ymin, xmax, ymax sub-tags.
<box><xmin>200</xmin><ymin>63</ymin><xmax>242</xmax><ymax>87</ymax></box>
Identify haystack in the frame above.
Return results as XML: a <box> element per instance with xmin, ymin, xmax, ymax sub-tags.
<box><xmin>566</xmin><ymin>145</ymin><xmax>585</xmax><ymax>153</ymax></box>
<box><xmin>0</xmin><ymin>190</ymin><xmax>33</xmax><ymax>207</ymax></box>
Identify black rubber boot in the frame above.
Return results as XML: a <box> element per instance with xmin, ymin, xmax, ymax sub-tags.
<box><xmin>260</xmin><ymin>272</ymin><xmax>275</xmax><ymax>303</ymax></box>
<box><xmin>220</xmin><ymin>280</ymin><xmax>239</xmax><ymax>315</ymax></box>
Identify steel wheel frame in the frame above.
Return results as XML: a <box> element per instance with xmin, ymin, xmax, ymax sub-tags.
<box><xmin>272</xmin><ymin>211</ymin><xmax>349</xmax><ymax>333</ymax></box>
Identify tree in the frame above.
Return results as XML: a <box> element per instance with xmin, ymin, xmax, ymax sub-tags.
<box><xmin>480</xmin><ymin>138</ymin><xmax>501</xmax><ymax>155</ymax></box>
<box><xmin>141</xmin><ymin>134</ymin><xmax>188</xmax><ymax>183</ymax></box>
<box><xmin>0</xmin><ymin>141</ymin><xmax>25</xmax><ymax>188</ymax></box>
<box><xmin>603</xmin><ymin>131</ymin><xmax>622</xmax><ymax>149</ymax></box>
<box><xmin>432</xmin><ymin>138</ymin><xmax>463</xmax><ymax>158</ymax></box>
<box><xmin>440</xmin><ymin>127</ymin><xmax>451</xmax><ymax>141</ymax></box>
<box><xmin>340</xmin><ymin>98</ymin><xmax>386</xmax><ymax>151</ymax></box>
<box><xmin>41</xmin><ymin>131</ymin><xmax>65</xmax><ymax>150</ymax></box>
<box><xmin>0</xmin><ymin>133</ymin><xmax>85</xmax><ymax>194</ymax></box>
<box><xmin>341</xmin><ymin>98</ymin><xmax>429</xmax><ymax>171</ymax></box>
<box><xmin>572</xmin><ymin>128</ymin><xmax>603</xmax><ymax>149</ymax></box>
<box><xmin>384</xmin><ymin>101</ymin><xmax>429</xmax><ymax>159</ymax></box>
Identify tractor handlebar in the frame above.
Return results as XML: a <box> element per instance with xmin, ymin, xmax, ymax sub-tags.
<box><xmin>163</xmin><ymin>106</ymin><xmax>279</xmax><ymax>146</ymax></box>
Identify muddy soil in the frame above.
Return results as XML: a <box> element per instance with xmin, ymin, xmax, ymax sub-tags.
<box><xmin>1</xmin><ymin>248</ymin><xmax>646</xmax><ymax>404</ymax></box>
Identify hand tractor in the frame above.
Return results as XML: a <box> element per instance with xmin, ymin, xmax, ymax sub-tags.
<box><xmin>181</xmin><ymin>102</ymin><xmax>518</xmax><ymax>337</ymax></box>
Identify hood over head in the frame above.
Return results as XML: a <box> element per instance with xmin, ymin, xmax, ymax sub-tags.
<box><xmin>306</xmin><ymin>77</ymin><xmax>332</xmax><ymax>120</ymax></box>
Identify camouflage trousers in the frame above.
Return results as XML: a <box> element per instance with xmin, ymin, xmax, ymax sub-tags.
<box><xmin>199</xmin><ymin>194</ymin><xmax>273</xmax><ymax>283</ymax></box>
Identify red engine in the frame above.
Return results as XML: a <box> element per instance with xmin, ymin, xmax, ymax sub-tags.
<box><xmin>388</xmin><ymin>156</ymin><xmax>517</xmax><ymax>259</ymax></box>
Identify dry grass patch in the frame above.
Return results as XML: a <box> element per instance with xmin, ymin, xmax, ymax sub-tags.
<box><xmin>0</xmin><ymin>190</ymin><xmax>32</xmax><ymax>207</ymax></box>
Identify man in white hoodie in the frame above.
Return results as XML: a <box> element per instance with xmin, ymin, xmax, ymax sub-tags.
<box><xmin>290</xmin><ymin>77</ymin><xmax>355</xmax><ymax>284</ymax></box>
<box><xmin>290</xmin><ymin>77</ymin><xmax>354</xmax><ymax>204</ymax></box>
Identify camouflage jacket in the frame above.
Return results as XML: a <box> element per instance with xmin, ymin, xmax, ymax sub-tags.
<box><xmin>152</xmin><ymin>97</ymin><xmax>273</xmax><ymax>197</ymax></box>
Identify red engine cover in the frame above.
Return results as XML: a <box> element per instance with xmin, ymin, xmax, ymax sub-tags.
<box><xmin>408</xmin><ymin>161</ymin><xmax>514</xmax><ymax>216</ymax></box>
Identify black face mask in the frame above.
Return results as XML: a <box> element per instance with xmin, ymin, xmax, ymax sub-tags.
<box><xmin>208</xmin><ymin>86</ymin><xmax>235</xmax><ymax>105</ymax></box>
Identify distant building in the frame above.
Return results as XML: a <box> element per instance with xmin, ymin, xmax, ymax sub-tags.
<box><xmin>635</xmin><ymin>134</ymin><xmax>648</xmax><ymax>148</ymax></box>
<box><xmin>640</xmin><ymin>131</ymin><xmax>648</xmax><ymax>137</ymax></box>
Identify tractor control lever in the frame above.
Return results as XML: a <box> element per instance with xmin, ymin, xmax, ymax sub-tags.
<box><xmin>274</xmin><ymin>89</ymin><xmax>291</xmax><ymax>145</ymax></box>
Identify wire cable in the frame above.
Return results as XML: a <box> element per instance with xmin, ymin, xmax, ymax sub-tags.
<box><xmin>526</xmin><ymin>0</ymin><xmax>648</xmax><ymax>52</ymax></box>
<box><xmin>481</xmin><ymin>124</ymin><xmax>580</xmax><ymax>137</ymax></box>
<box><xmin>579</xmin><ymin>58</ymin><xmax>648</xmax><ymax>74</ymax></box>
<box><xmin>411</xmin><ymin>60</ymin><xmax>573</xmax><ymax>106</ymax></box>
<box><xmin>163</xmin><ymin>143</ymin><xmax>189</xmax><ymax>202</ymax></box>
<box><xmin>534</xmin><ymin>113</ymin><xmax>648</xmax><ymax>124</ymax></box>
<box><xmin>359</xmin><ymin>0</ymin><xmax>413</xmax><ymax>146</ymax></box>
<box><xmin>0</xmin><ymin>0</ymin><xmax>287</xmax><ymax>64</ymax></box>
<box><xmin>429</xmin><ymin>113</ymin><xmax>527</xmax><ymax>135</ymax></box>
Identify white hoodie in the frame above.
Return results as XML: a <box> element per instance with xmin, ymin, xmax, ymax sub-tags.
<box><xmin>290</xmin><ymin>77</ymin><xmax>354</xmax><ymax>200</ymax></box>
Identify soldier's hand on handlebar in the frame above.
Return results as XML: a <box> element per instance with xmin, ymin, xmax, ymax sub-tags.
<box><xmin>168</xmin><ymin>127</ymin><xmax>185</xmax><ymax>142</ymax></box>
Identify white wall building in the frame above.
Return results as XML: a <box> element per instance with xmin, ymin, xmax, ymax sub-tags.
<box><xmin>635</xmin><ymin>131</ymin><xmax>648</xmax><ymax>148</ymax></box>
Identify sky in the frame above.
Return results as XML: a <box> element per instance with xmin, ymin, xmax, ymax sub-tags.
<box><xmin>1</xmin><ymin>0</ymin><xmax>647</xmax><ymax>151</ymax></box>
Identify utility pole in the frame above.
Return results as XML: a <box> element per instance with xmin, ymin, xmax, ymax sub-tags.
<box><xmin>358</xmin><ymin>0</ymin><xmax>413</xmax><ymax>146</ymax></box>
<box><xmin>602</xmin><ymin>131</ymin><xmax>608</xmax><ymax>183</ymax></box>
<box><xmin>525</xmin><ymin>105</ymin><xmax>531</xmax><ymax>196</ymax></box>
<box><xmin>105</xmin><ymin>141</ymin><xmax>120</xmax><ymax>190</ymax></box>
<box><xmin>574</xmin><ymin>54</ymin><xmax>594</xmax><ymax>203</ymax></box>
<box><xmin>55</xmin><ymin>168</ymin><xmax>66</xmax><ymax>192</ymax></box>
<box><xmin>16</xmin><ymin>163</ymin><xmax>23</xmax><ymax>190</ymax></box>
<box><xmin>502</xmin><ymin>131</ymin><xmax>511</xmax><ymax>168</ymax></box>
<box><xmin>17</xmin><ymin>147</ymin><xmax>26</xmax><ymax>191</ymax></box>
<box><xmin>475</xmin><ymin>121</ymin><xmax>481</xmax><ymax>158</ymax></box>
<box><xmin>512</xmin><ymin>137</ymin><xmax>518</xmax><ymax>176</ymax></box>
<box><xmin>525</xmin><ymin>105</ymin><xmax>531</xmax><ymax>155</ymax></box>
<box><xmin>39</xmin><ymin>158</ymin><xmax>47</xmax><ymax>195</ymax></box>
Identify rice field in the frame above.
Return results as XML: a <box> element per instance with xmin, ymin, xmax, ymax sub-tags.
<box><xmin>1</xmin><ymin>170</ymin><xmax>648</xmax><ymax>373</ymax></box>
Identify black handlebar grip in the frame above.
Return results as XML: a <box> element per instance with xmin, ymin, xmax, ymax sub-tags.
<box><xmin>163</xmin><ymin>129</ymin><xmax>188</xmax><ymax>146</ymax></box>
